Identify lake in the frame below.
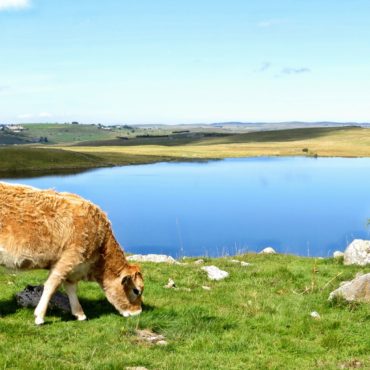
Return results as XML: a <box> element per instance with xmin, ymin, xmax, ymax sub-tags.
<box><xmin>2</xmin><ymin>157</ymin><xmax>370</xmax><ymax>257</ymax></box>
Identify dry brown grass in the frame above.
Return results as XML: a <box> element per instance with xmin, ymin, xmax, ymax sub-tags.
<box><xmin>58</xmin><ymin>127</ymin><xmax>370</xmax><ymax>159</ymax></box>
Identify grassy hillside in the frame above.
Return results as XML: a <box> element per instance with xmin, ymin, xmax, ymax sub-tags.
<box><xmin>15</xmin><ymin>124</ymin><xmax>119</xmax><ymax>144</ymax></box>
<box><xmin>63</xmin><ymin>126</ymin><xmax>370</xmax><ymax>160</ymax></box>
<box><xmin>0</xmin><ymin>254</ymin><xmax>369</xmax><ymax>369</ymax></box>
<box><xmin>3</xmin><ymin>123</ymin><xmax>217</xmax><ymax>145</ymax></box>
<box><xmin>0</xmin><ymin>147</ymin><xmax>183</xmax><ymax>177</ymax></box>
<box><xmin>1</xmin><ymin>126</ymin><xmax>370</xmax><ymax>175</ymax></box>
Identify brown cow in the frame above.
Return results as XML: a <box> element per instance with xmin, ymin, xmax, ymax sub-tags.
<box><xmin>0</xmin><ymin>182</ymin><xmax>144</xmax><ymax>325</ymax></box>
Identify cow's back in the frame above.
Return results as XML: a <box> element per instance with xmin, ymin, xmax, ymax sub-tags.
<box><xmin>0</xmin><ymin>182</ymin><xmax>109</xmax><ymax>270</ymax></box>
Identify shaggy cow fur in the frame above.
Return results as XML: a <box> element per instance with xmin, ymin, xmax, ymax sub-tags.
<box><xmin>0</xmin><ymin>182</ymin><xmax>144</xmax><ymax>324</ymax></box>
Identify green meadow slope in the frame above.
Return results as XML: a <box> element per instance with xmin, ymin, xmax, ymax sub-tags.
<box><xmin>1</xmin><ymin>126</ymin><xmax>370</xmax><ymax>175</ymax></box>
<box><xmin>0</xmin><ymin>254</ymin><xmax>369</xmax><ymax>369</ymax></box>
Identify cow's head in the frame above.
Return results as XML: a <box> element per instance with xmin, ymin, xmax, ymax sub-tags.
<box><xmin>104</xmin><ymin>264</ymin><xmax>144</xmax><ymax>317</ymax></box>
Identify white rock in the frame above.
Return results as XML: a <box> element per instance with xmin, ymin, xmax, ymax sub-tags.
<box><xmin>164</xmin><ymin>278</ymin><xmax>176</xmax><ymax>289</ymax></box>
<box><xmin>310</xmin><ymin>311</ymin><xmax>321</xmax><ymax>320</ymax></box>
<box><xmin>127</xmin><ymin>254</ymin><xmax>177</xmax><ymax>264</ymax></box>
<box><xmin>230</xmin><ymin>259</ymin><xmax>251</xmax><ymax>266</ymax></box>
<box><xmin>333</xmin><ymin>251</ymin><xmax>344</xmax><ymax>259</ymax></box>
<box><xmin>343</xmin><ymin>239</ymin><xmax>370</xmax><ymax>266</ymax></box>
<box><xmin>329</xmin><ymin>273</ymin><xmax>370</xmax><ymax>302</ymax></box>
<box><xmin>156</xmin><ymin>340</ymin><xmax>168</xmax><ymax>346</ymax></box>
<box><xmin>259</xmin><ymin>247</ymin><xmax>277</xmax><ymax>254</ymax></box>
<box><xmin>201</xmin><ymin>266</ymin><xmax>229</xmax><ymax>281</ymax></box>
<box><xmin>202</xmin><ymin>286</ymin><xmax>211</xmax><ymax>291</ymax></box>
<box><xmin>194</xmin><ymin>259</ymin><xmax>205</xmax><ymax>265</ymax></box>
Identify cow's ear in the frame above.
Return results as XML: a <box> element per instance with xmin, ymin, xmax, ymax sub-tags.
<box><xmin>121</xmin><ymin>275</ymin><xmax>132</xmax><ymax>285</ymax></box>
<box><xmin>134</xmin><ymin>271</ymin><xmax>143</xmax><ymax>279</ymax></box>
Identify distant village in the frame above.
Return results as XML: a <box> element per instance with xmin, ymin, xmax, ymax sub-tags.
<box><xmin>0</xmin><ymin>123</ymin><xmax>134</xmax><ymax>132</ymax></box>
<box><xmin>0</xmin><ymin>124</ymin><xmax>25</xmax><ymax>133</ymax></box>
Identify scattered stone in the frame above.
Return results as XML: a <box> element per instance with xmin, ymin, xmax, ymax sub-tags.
<box><xmin>310</xmin><ymin>311</ymin><xmax>321</xmax><ymax>320</ymax></box>
<box><xmin>16</xmin><ymin>285</ymin><xmax>71</xmax><ymax>313</ymax></box>
<box><xmin>156</xmin><ymin>340</ymin><xmax>168</xmax><ymax>346</ymax></box>
<box><xmin>126</xmin><ymin>367</ymin><xmax>148</xmax><ymax>370</ymax></box>
<box><xmin>329</xmin><ymin>273</ymin><xmax>370</xmax><ymax>302</ymax></box>
<box><xmin>338</xmin><ymin>359</ymin><xmax>362</xmax><ymax>369</ymax></box>
<box><xmin>136</xmin><ymin>329</ymin><xmax>167</xmax><ymax>346</ymax></box>
<box><xmin>343</xmin><ymin>239</ymin><xmax>370</xmax><ymax>266</ymax></box>
<box><xmin>259</xmin><ymin>247</ymin><xmax>277</xmax><ymax>254</ymax></box>
<box><xmin>201</xmin><ymin>266</ymin><xmax>229</xmax><ymax>281</ymax></box>
<box><xmin>230</xmin><ymin>259</ymin><xmax>251</xmax><ymax>266</ymax></box>
<box><xmin>164</xmin><ymin>278</ymin><xmax>176</xmax><ymax>289</ymax></box>
<box><xmin>194</xmin><ymin>259</ymin><xmax>204</xmax><ymax>265</ymax></box>
<box><xmin>202</xmin><ymin>286</ymin><xmax>211</xmax><ymax>291</ymax></box>
<box><xmin>127</xmin><ymin>254</ymin><xmax>177</xmax><ymax>264</ymax></box>
<box><xmin>333</xmin><ymin>250</ymin><xmax>344</xmax><ymax>259</ymax></box>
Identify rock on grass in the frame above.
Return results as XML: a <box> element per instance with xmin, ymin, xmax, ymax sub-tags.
<box><xmin>201</xmin><ymin>266</ymin><xmax>229</xmax><ymax>281</ymax></box>
<box><xmin>329</xmin><ymin>273</ymin><xmax>370</xmax><ymax>302</ymax></box>
<box><xmin>343</xmin><ymin>239</ymin><xmax>370</xmax><ymax>266</ymax></box>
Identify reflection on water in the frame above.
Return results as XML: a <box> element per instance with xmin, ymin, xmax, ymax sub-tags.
<box><xmin>0</xmin><ymin>167</ymin><xmax>94</xmax><ymax>179</ymax></box>
<box><xmin>2</xmin><ymin>157</ymin><xmax>370</xmax><ymax>257</ymax></box>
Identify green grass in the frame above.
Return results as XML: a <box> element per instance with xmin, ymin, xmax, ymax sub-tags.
<box><xmin>1</xmin><ymin>255</ymin><xmax>369</xmax><ymax>369</ymax></box>
<box><xmin>2</xmin><ymin>126</ymin><xmax>370</xmax><ymax>175</ymax></box>
<box><xmin>15</xmin><ymin>124</ymin><xmax>119</xmax><ymax>144</ymax></box>
<box><xmin>63</xmin><ymin>126</ymin><xmax>370</xmax><ymax>160</ymax></box>
<box><xmin>0</xmin><ymin>147</ymin><xmax>180</xmax><ymax>177</ymax></box>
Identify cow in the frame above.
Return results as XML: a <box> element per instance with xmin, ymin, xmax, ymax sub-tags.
<box><xmin>0</xmin><ymin>182</ymin><xmax>144</xmax><ymax>325</ymax></box>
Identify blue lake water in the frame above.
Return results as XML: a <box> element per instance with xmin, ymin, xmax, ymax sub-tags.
<box><xmin>2</xmin><ymin>157</ymin><xmax>370</xmax><ymax>257</ymax></box>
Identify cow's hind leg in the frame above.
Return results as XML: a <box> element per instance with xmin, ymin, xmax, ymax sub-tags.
<box><xmin>34</xmin><ymin>254</ymin><xmax>81</xmax><ymax>325</ymax></box>
<box><xmin>64</xmin><ymin>281</ymin><xmax>86</xmax><ymax>321</ymax></box>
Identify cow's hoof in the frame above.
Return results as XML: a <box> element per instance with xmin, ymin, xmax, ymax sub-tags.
<box><xmin>77</xmin><ymin>314</ymin><xmax>87</xmax><ymax>321</ymax></box>
<box><xmin>35</xmin><ymin>317</ymin><xmax>45</xmax><ymax>325</ymax></box>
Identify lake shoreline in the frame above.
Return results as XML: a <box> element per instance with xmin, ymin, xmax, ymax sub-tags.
<box><xmin>1</xmin><ymin>149</ymin><xmax>370</xmax><ymax>179</ymax></box>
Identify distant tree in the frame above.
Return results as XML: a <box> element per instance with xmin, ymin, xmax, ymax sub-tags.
<box><xmin>72</xmin><ymin>121</ymin><xmax>79</xmax><ymax>125</ymax></box>
<box><xmin>39</xmin><ymin>137</ymin><xmax>48</xmax><ymax>143</ymax></box>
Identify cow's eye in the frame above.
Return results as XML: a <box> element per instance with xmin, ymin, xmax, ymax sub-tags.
<box><xmin>133</xmin><ymin>288</ymin><xmax>140</xmax><ymax>296</ymax></box>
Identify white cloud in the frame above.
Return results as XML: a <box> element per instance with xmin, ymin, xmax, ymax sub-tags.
<box><xmin>39</xmin><ymin>112</ymin><xmax>52</xmax><ymax>118</ymax></box>
<box><xmin>258</xmin><ymin>62</ymin><xmax>271</xmax><ymax>72</ymax></box>
<box><xmin>281</xmin><ymin>67</ymin><xmax>311</xmax><ymax>75</ymax></box>
<box><xmin>17</xmin><ymin>112</ymin><xmax>52</xmax><ymax>120</ymax></box>
<box><xmin>0</xmin><ymin>0</ymin><xmax>30</xmax><ymax>11</ymax></box>
<box><xmin>17</xmin><ymin>113</ymin><xmax>33</xmax><ymax>119</ymax></box>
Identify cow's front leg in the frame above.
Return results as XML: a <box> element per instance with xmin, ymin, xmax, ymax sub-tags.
<box><xmin>34</xmin><ymin>253</ymin><xmax>82</xmax><ymax>325</ymax></box>
<box><xmin>64</xmin><ymin>280</ymin><xmax>86</xmax><ymax>321</ymax></box>
<box><xmin>34</xmin><ymin>271</ymin><xmax>63</xmax><ymax>325</ymax></box>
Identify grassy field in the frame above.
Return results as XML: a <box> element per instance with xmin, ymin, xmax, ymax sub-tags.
<box><xmin>1</xmin><ymin>123</ymin><xmax>220</xmax><ymax>145</ymax></box>
<box><xmin>1</xmin><ymin>124</ymin><xmax>119</xmax><ymax>145</ymax></box>
<box><xmin>0</xmin><ymin>147</ymin><xmax>181</xmax><ymax>177</ymax></box>
<box><xmin>63</xmin><ymin>127</ymin><xmax>370</xmax><ymax>160</ymax></box>
<box><xmin>0</xmin><ymin>254</ymin><xmax>369</xmax><ymax>369</ymax></box>
<box><xmin>1</xmin><ymin>126</ymin><xmax>370</xmax><ymax>175</ymax></box>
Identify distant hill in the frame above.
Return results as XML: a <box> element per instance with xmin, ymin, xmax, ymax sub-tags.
<box><xmin>210</xmin><ymin>121</ymin><xmax>369</xmax><ymax>130</ymax></box>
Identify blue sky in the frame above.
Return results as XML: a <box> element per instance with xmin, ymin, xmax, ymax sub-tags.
<box><xmin>0</xmin><ymin>0</ymin><xmax>369</xmax><ymax>124</ymax></box>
